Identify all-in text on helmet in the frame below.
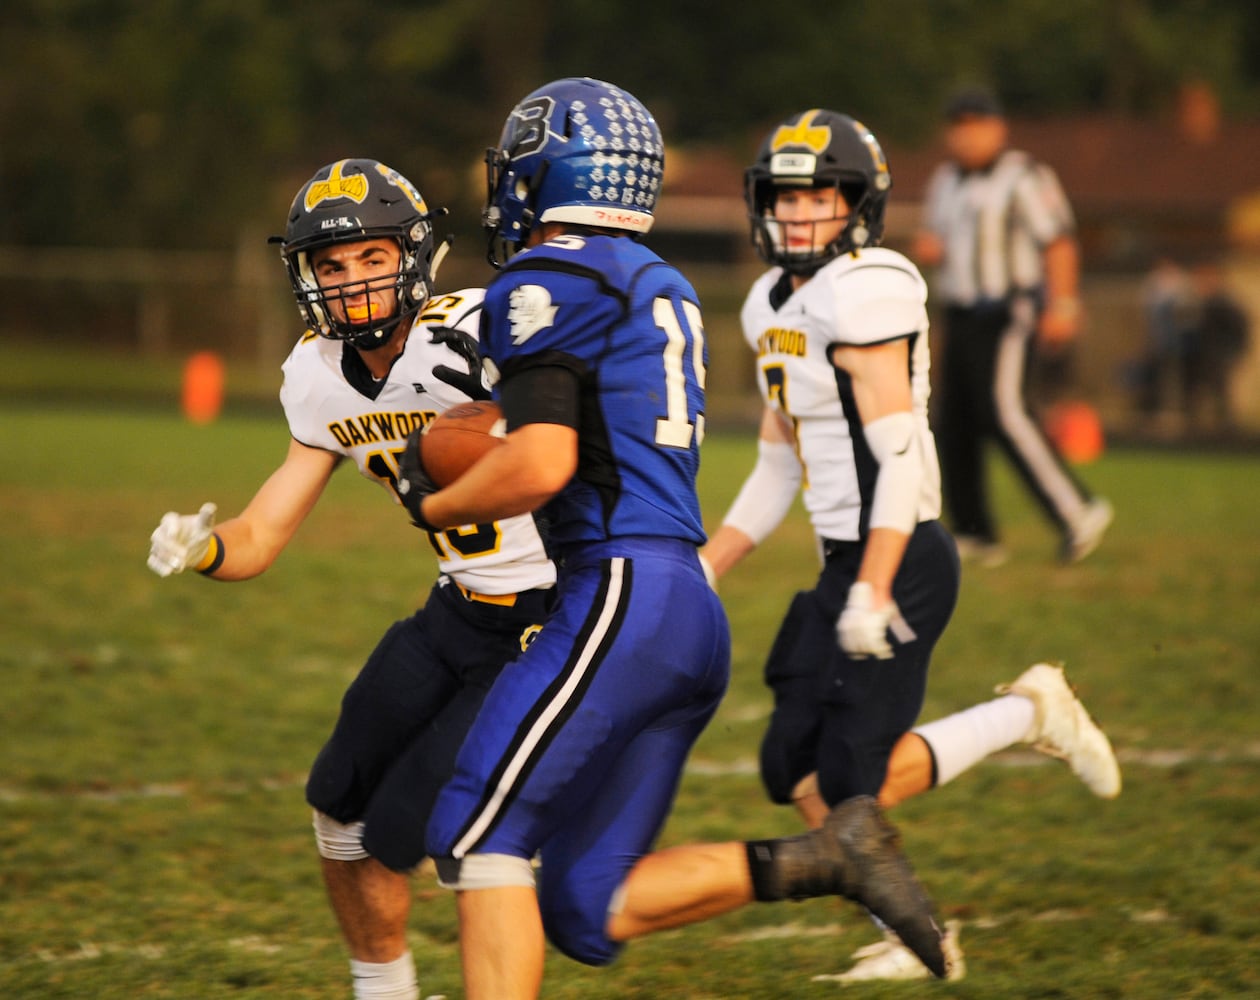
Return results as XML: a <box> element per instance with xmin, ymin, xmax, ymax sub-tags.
<box><xmin>746</xmin><ymin>110</ymin><xmax>892</xmax><ymax>275</ymax></box>
<box><xmin>276</xmin><ymin>159</ymin><xmax>443</xmax><ymax>350</ymax></box>
<box><xmin>482</xmin><ymin>77</ymin><xmax>665</xmax><ymax>266</ymax></box>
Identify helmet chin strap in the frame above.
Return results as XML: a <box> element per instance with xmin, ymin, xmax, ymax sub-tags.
<box><xmin>351</xmin><ymin>329</ymin><xmax>394</xmax><ymax>351</ymax></box>
<box><xmin>430</xmin><ymin>236</ymin><xmax>453</xmax><ymax>287</ymax></box>
<box><xmin>348</xmin><ymin>313</ymin><xmax>411</xmax><ymax>352</ymax></box>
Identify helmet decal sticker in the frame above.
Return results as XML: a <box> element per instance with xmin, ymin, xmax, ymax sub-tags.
<box><xmin>304</xmin><ymin>159</ymin><xmax>369</xmax><ymax>211</ymax></box>
<box><xmin>849</xmin><ymin>119</ymin><xmax>891</xmax><ymax>186</ymax></box>
<box><xmin>375</xmin><ymin>163</ymin><xmax>429</xmax><ymax>214</ymax></box>
<box><xmin>770</xmin><ymin>110</ymin><xmax>832</xmax><ymax>154</ymax></box>
<box><xmin>507</xmin><ymin>97</ymin><xmax>556</xmax><ymax>158</ymax></box>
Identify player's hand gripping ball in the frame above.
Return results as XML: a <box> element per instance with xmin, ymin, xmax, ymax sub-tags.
<box><xmin>419</xmin><ymin>400</ymin><xmax>507</xmax><ymax>488</ymax></box>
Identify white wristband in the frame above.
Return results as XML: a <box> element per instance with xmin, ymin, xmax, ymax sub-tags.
<box><xmin>698</xmin><ymin>553</ymin><xmax>718</xmax><ymax>591</ymax></box>
<box><xmin>862</xmin><ymin>411</ymin><xmax>922</xmax><ymax>534</ymax></box>
<box><xmin>721</xmin><ymin>438</ymin><xmax>801</xmax><ymax>545</ymax></box>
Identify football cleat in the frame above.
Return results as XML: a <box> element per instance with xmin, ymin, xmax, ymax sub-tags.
<box><xmin>954</xmin><ymin>534</ymin><xmax>1009</xmax><ymax>568</ymax></box>
<box><xmin>1062</xmin><ymin>497</ymin><xmax>1114</xmax><ymax>564</ymax></box>
<box><xmin>812</xmin><ymin>919</ymin><xmax>965</xmax><ymax>983</ymax></box>
<box><xmin>997</xmin><ymin>663</ymin><xmax>1122</xmax><ymax>798</ymax></box>
<box><xmin>768</xmin><ymin>796</ymin><xmax>948</xmax><ymax>977</ymax></box>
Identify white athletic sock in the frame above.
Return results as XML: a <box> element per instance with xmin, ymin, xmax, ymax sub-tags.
<box><xmin>350</xmin><ymin>952</ymin><xmax>418</xmax><ymax>1000</ymax></box>
<box><xmin>912</xmin><ymin>694</ymin><xmax>1036</xmax><ymax>786</ymax></box>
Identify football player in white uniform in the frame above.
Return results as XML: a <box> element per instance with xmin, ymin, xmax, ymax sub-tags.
<box><xmin>701</xmin><ymin>112</ymin><xmax>1120</xmax><ymax>981</ymax></box>
<box><xmin>147</xmin><ymin>159</ymin><xmax>556</xmax><ymax>1000</ymax></box>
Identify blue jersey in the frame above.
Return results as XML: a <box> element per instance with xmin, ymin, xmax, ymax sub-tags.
<box><xmin>481</xmin><ymin>234</ymin><xmax>708</xmax><ymax>548</ymax></box>
<box><xmin>428</xmin><ymin>234</ymin><xmax>729</xmax><ymax>967</ymax></box>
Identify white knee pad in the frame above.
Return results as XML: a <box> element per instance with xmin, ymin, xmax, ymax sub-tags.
<box><xmin>435</xmin><ymin>852</ymin><xmax>536</xmax><ymax>890</ymax></box>
<box><xmin>312</xmin><ymin>809</ymin><xmax>370</xmax><ymax>862</ymax></box>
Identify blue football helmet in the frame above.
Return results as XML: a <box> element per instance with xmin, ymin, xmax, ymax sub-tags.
<box><xmin>277</xmin><ymin>158</ymin><xmax>443</xmax><ymax>350</ymax></box>
<box><xmin>482</xmin><ymin>77</ymin><xmax>665</xmax><ymax>265</ymax></box>
<box><xmin>746</xmin><ymin>109</ymin><xmax>892</xmax><ymax>275</ymax></box>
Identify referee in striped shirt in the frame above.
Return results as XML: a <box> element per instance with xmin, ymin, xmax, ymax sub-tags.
<box><xmin>913</xmin><ymin>87</ymin><xmax>1112</xmax><ymax>565</ymax></box>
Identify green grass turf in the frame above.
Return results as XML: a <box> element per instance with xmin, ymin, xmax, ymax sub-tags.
<box><xmin>2</xmin><ymin>401</ymin><xmax>1258</xmax><ymax>998</ymax></box>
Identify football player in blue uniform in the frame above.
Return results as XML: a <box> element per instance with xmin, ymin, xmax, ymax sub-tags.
<box><xmin>147</xmin><ymin>159</ymin><xmax>557</xmax><ymax>1000</ymax></box>
<box><xmin>396</xmin><ymin>79</ymin><xmax>950</xmax><ymax>999</ymax></box>
<box><xmin>701</xmin><ymin>109</ymin><xmax>1120</xmax><ymax>980</ymax></box>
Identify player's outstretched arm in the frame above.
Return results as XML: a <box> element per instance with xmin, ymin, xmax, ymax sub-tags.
<box><xmin>147</xmin><ymin>439</ymin><xmax>339</xmax><ymax>581</ymax></box>
<box><xmin>703</xmin><ymin>407</ymin><xmax>801</xmax><ymax>586</ymax></box>
<box><xmin>148</xmin><ymin>502</ymin><xmax>219</xmax><ymax>577</ymax></box>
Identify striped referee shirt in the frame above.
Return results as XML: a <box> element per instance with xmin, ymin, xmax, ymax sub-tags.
<box><xmin>921</xmin><ymin>148</ymin><xmax>1075</xmax><ymax>306</ymax></box>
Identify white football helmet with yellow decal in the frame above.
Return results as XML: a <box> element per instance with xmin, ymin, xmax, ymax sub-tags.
<box><xmin>746</xmin><ymin>110</ymin><xmax>892</xmax><ymax>275</ymax></box>
<box><xmin>276</xmin><ymin>158</ymin><xmax>442</xmax><ymax>350</ymax></box>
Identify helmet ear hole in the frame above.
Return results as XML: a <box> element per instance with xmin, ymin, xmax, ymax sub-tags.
<box><xmin>838</xmin><ymin>181</ymin><xmax>865</xmax><ymax>212</ymax></box>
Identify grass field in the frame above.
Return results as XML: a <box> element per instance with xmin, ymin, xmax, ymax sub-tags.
<box><xmin>2</xmin><ymin>392</ymin><xmax>1259</xmax><ymax>999</ymax></box>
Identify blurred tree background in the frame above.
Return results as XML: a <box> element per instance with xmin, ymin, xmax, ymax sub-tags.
<box><xmin>4</xmin><ymin>0</ymin><xmax>1260</xmax><ymax>434</ymax></box>
<box><xmin>4</xmin><ymin>0</ymin><xmax>1259</xmax><ymax>251</ymax></box>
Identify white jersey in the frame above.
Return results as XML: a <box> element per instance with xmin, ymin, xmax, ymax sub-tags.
<box><xmin>280</xmin><ymin>288</ymin><xmax>555</xmax><ymax>596</ymax></box>
<box><xmin>740</xmin><ymin>248</ymin><xmax>942</xmax><ymax>542</ymax></box>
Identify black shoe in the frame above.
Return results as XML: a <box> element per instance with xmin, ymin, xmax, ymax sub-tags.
<box><xmin>755</xmin><ymin>796</ymin><xmax>948</xmax><ymax>977</ymax></box>
<box><xmin>820</xmin><ymin>797</ymin><xmax>948</xmax><ymax>978</ymax></box>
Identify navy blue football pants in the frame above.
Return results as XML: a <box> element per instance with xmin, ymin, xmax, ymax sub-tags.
<box><xmin>426</xmin><ymin>538</ymin><xmax>730</xmax><ymax>966</ymax></box>
<box><xmin>304</xmin><ymin>578</ymin><xmax>553</xmax><ymax>872</ymax></box>
<box><xmin>759</xmin><ymin>520</ymin><xmax>960</xmax><ymax>808</ymax></box>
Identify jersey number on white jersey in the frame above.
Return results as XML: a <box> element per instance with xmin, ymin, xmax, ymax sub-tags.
<box><xmin>366</xmin><ymin>445</ymin><xmax>505</xmax><ymax>561</ymax></box>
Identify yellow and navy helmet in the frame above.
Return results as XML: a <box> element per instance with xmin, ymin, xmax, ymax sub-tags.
<box><xmin>745</xmin><ymin>110</ymin><xmax>892</xmax><ymax>274</ymax></box>
<box><xmin>277</xmin><ymin>159</ymin><xmax>441</xmax><ymax>350</ymax></box>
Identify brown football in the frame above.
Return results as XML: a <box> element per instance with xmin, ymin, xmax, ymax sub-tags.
<box><xmin>420</xmin><ymin>400</ymin><xmax>506</xmax><ymax>487</ymax></box>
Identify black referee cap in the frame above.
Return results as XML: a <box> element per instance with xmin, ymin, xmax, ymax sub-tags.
<box><xmin>944</xmin><ymin>87</ymin><xmax>1004</xmax><ymax>121</ymax></box>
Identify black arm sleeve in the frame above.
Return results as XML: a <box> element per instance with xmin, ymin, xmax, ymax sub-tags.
<box><xmin>499</xmin><ymin>360</ymin><xmax>582</xmax><ymax>431</ymax></box>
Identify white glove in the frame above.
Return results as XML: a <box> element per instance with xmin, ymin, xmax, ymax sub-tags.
<box><xmin>148</xmin><ymin>502</ymin><xmax>218</xmax><ymax>577</ymax></box>
<box><xmin>836</xmin><ymin>581</ymin><xmax>896</xmax><ymax>660</ymax></box>
<box><xmin>698</xmin><ymin>553</ymin><xmax>718</xmax><ymax>592</ymax></box>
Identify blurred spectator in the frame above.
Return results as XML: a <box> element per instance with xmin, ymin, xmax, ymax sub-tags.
<box><xmin>1184</xmin><ymin>261</ymin><xmax>1250</xmax><ymax>434</ymax></box>
<box><xmin>1132</xmin><ymin>256</ymin><xmax>1195</xmax><ymax>418</ymax></box>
